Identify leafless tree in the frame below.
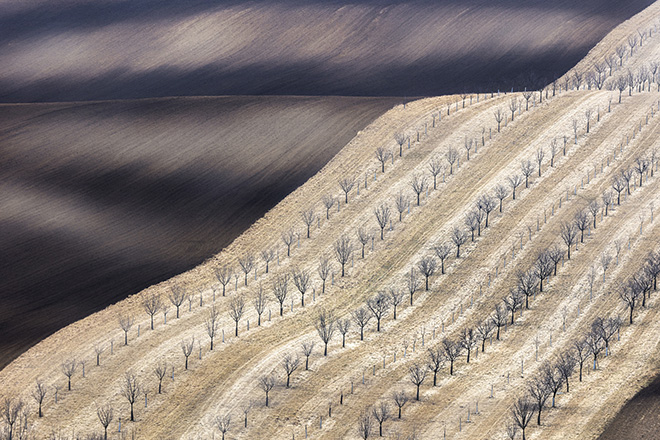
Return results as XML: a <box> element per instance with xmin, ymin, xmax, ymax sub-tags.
<box><xmin>417</xmin><ymin>256</ymin><xmax>437</xmax><ymax>291</ymax></box>
<box><xmin>32</xmin><ymin>381</ymin><xmax>47</xmax><ymax>418</ymax></box>
<box><xmin>584</xmin><ymin>108</ymin><xmax>593</xmax><ymax>133</ymax></box>
<box><xmin>632</xmin><ymin>270</ymin><xmax>653</xmax><ymax>308</ymax></box>
<box><xmin>621</xmin><ymin>167</ymin><xmax>634</xmax><ymax>195</ymax></box>
<box><xmin>357</xmin><ymin>228</ymin><xmax>371</xmax><ymax>258</ymax></box>
<box><xmin>555</xmin><ymin>351</ymin><xmax>576</xmax><ymax>392</ymax></box>
<box><xmin>573</xmin><ymin>70</ymin><xmax>584</xmax><ymax>89</ymax></box>
<box><xmin>282</xmin><ymin>354</ymin><xmax>301</xmax><ymax>388</ymax></box>
<box><xmin>322</xmin><ymin>194</ymin><xmax>335</xmax><ymax>220</ymax></box>
<box><xmin>509</xmin><ymin>97</ymin><xmax>518</xmax><ymax>121</ymax></box>
<box><xmin>427</xmin><ymin>346</ymin><xmax>445</xmax><ymax>386</ymax></box>
<box><xmin>169</xmin><ymin>285</ymin><xmax>186</xmax><ymax>318</ymax></box>
<box><xmin>334</xmin><ymin>235</ymin><xmax>353</xmax><ymax>277</ymax></box>
<box><xmin>546</xmin><ymin>245</ymin><xmax>563</xmax><ymax>276</ymax></box>
<box><xmin>118</xmin><ymin>314</ymin><xmax>133</xmax><ymax>346</ymax></box>
<box><xmin>97</xmin><ymin>404</ymin><xmax>113</xmax><ymax>440</ymax></box>
<box><xmin>366</xmin><ymin>291</ymin><xmax>390</xmax><ymax>331</ymax></box>
<box><xmin>492</xmin><ymin>304</ymin><xmax>507</xmax><ymax>340</ymax></box>
<box><xmin>410</xmin><ymin>175</ymin><xmax>428</xmax><ymax>206</ymax></box>
<box><xmin>374</xmin><ymin>204</ymin><xmax>391</xmax><ymax>240</ymax></box>
<box><xmin>408</xmin><ymin>363</ymin><xmax>428</xmax><ymax>401</ymax></box>
<box><xmin>62</xmin><ymin>358</ymin><xmax>77</xmax><ymax>391</ymax></box>
<box><xmin>451</xmin><ymin>227</ymin><xmax>467</xmax><ymax>258</ymax></box>
<box><xmin>229</xmin><ymin>295</ymin><xmax>245</xmax><ymax>336</ymax></box>
<box><xmin>405</xmin><ymin>268</ymin><xmax>421</xmax><ymax>306</ymax></box>
<box><xmin>272</xmin><ymin>273</ymin><xmax>289</xmax><ymax>316</ymax></box>
<box><xmin>238</xmin><ymin>253</ymin><xmax>255</xmax><ymax>286</ymax></box>
<box><xmin>389</xmin><ymin>288</ymin><xmax>405</xmax><ymax>320</ymax></box>
<box><xmin>181</xmin><ymin>337</ymin><xmax>195</xmax><ymax>370</ymax></box>
<box><xmin>215</xmin><ymin>413</ymin><xmax>231</xmax><ymax>440</ymax></box>
<box><xmin>506</xmin><ymin>423</ymin><xmax>519</xmax><ymax>440</ymax></box>
<box><xmin>259</xmin><ymin>374</ymin><xmax>276</xmax><ymax>407</ymax></box>
<box><xmin>394</xmin><ymin>192</ymin><xmax>410</xmax><ymax>222</ymax></box>
<box><xmin>93</xmin><ymin>344</ymin><xmax>104</xmax><ymax>367</ymax></box>
<box><xmin>535</xmin><ymin>251</ymin><xmax>553</xmax><ymax>292</ymax></box>
<box><xmin>611</xmin><ymin>176</ymin><xmax>625</xmax><ymax>205</ymax></box>
<box><xmin>465</xmin><ymin>211</ymin><xmax>479</xmax><ymax>241</ymax></box>
<box><xmin>121</xmin><ymin>372</ymin><xmax>141</xmax><ymax>422</ymax></box>
<box><xmin>508</xmin><ymin>174</ymin><xmax>523</xmax><ymax>200</ymax></box>
<box><xmin>477</xmin><ymin>320</ymin><xmax>495</xmax><ymax>352</ymax></box>
<box><xmin>257</xmin><ymin>250</ymin><xmax>275</xmax><ymax>276</ymax></box>
<box><xmin>601</xmin><ymin>190</ymin><xmax>613</xmax><ymax>216</ymax></box>
<box><xmin>634</xmin><ymin>156</ymin><xmax>650</xmax><ymax>187</ymax></box>
<box><xmin>292</xmin><ymin>267</ymin><xmax>311</xmax><ymax>307</ymax></box>
<box><xmin>446</xmin><ymin>148</ymin><xmax>459</xmax><ymax>174</ymax></box>
<box><xmin>205</xmin><ymin>305</ymin><xmax>220</xmax><ymax>350</ymax></box>
<box><xmin>533</xmin><ymin>148</ymin><xmax>545</xmax><ymax>177</ymax></box>
<box><xmin>428</xmin><ymin>157</ymin><xmax>443</xmax><ymax>190</ymax></box>
<box><xmin>372</xmin><ymin>402</ymin><xmax>391</xmax><ymax>437</ymax></box>
<box><xmin>433</xmin><ymin>242</ymin><xmax>452</xmax><ymax>274</ymax></box>
<box><xmin>477</xmin><ymin>194</ymin><xmax>497</xmax><ymax>228</ymax></box>
<box><xmin>154</xmin><ymin>362</ymin><xmax>168</xmax><ymax>394</ymax></box>
<box><xmin>517</xmin><ymin>270</ymin><xmax>539</xmax><ymax>309</ymax></box>
<box><xmin>301</xmin><ymin>341</ymin><xmax>315</xmax><ymax>370</ymax></box>
<box><xmin>574</xmin><ymin>210</ymin><xmax>589</xmax><ymax>243</ymax></box>
<box><xmin>520</xmin><ymin>159</ymin><xmax>535</xmax><ymax>188</ymax></box>
<box><xmin>1</xmin><ymin>398</ymin><xmax>24</xmax><ymax>440</ymax></box>
<box><xmin>646</xmin><ymin>251</ymin><xmax>660</xmax><ymax>290</ymax></box>
<box><xmin>253</xmin><ymin>287</ymin><xmax>268</xmax><ymax>325</ymax></box>
<box><xmin>528</xmin><ymin>374</ymin><xmax>552</xmax><ymax>425</ymax></box>
<box><xmin>281</xmin><ymin>228</ymin><xmax>296</xmax><ymax>257</ymax></box>
<box><xmin>511</xmin><ymin>397</ymin><xmax>535</xmax><ymax>440</ymax></box>
<box><xmin>442</xmin><ymin>338</ymin><xmax>462</xmax><ymax>375</ymax></box>
<box><xmin>494</xmin><ymin>184</ymin><xmax>509</xmax><ymax>212</ymax></box>
<box><xmin>357</xmin><ymin>411</ymin><xmax>373</xmax><ymax>439</ymax></box>
<box><xmin>504</xmin><ymin>289</ymin><xmax>524</xmax><ymax>324</ymax></box>
<box><xmin>242</xmin><ymin>402</ymin><xmax>252</xmax><ymax>428</ymax></box>
<box><xmin>394</xmin><ymin>132</ymin><xmax>407</xmax><ymax>157</ymax></box>
<box><xmin>592</xmin><ymin>316</ymin><xmax>621</xmax><ymax>356</ymax></box>
<box><xmin>615</xmin><ymin>44</ymin><xmax>626</xmax><ymax>66</ymax></box>
<box><xmin>460</xmin><ymin>327</ymin><xmax>477</xmax><ymax>363</ymax></box>
<box><xmin>143</xmin><ymin>294</ymin><xmax>162</xmax><ymax>330</ymax></box>
<box><xmin>573</xmin><ymin>339</ymin><xmax>589</xmax><ymax>381</ymax></box>
<box><xmin>338</xmin><ymin>318</ymin><xmax>351</xmax><ymax>347</ymax></box>
<box><xmin>318</xmin><ymin>256</ymin><xmax>331</xmax><ymax>294</ymax></box>
<box><xmin>375</xmin><ymin>147</ymin><xmax>391</xmax><ymax>173</ymax></box>
<box><xmin>560</xmin><ymin>222</ymin><xmax>578</xmax><ymax>259</ymax></box>
<box><xmin>339</xmin><ymin>175</ymin><xmax>356</xmax><ymax>204</ymax></box>
<box><xmin>316</xmin><ymin>309</ymin><xmax>336</xmax><ymax>356</ymax></box>
<box><xmin>352</xmin><ymin>307</ymin><xmax>372</xmax><ymax>341</ymax></box>
<box><xmin>494</xmin><ymin>108</ymin><xmax>504</xmax><ymax>132</ymax></box>
<box><xmin>215</xmin><ymin>266</ymin><xmax>233</xmax><ymax>296</ymax></box>
<box><xmin>392</xmin><ymin>390</ymin><xmax>408</xmax><ymax>419</ymax></box>
<box><xmin>464</xmin><ymin>137</ymin><xmax>473</xmax><ymax>161</ymax></box>
<box><xmin>616</xmin><ymin>75</ymin><xmax>628</xmax><ymax>102</ymax></box>
<box><xmin>585</xmin><ymin>329</ymin><xmax>604</xmax><ymax>370</ymax></box>
<box><xmin>628</xmin><ymin>34</ymin><xmax>638</xmax><ymax>56</ymax></box>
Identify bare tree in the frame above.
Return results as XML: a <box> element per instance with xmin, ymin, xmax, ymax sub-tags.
<box><xmin>417</xmin><ymin>256</ymin><xmax>437</xmax><ymax>291</ymax></box>
<box><xmin>282</xmin><ymin>228</ymin><xmax>296</xmax><ymax>257</ymax></box>
<box><xmin>442</xmin><ymin>338</ymin><xmax>462</xmax><ymax>375</ymax></box>
<box><xmin>492</xmin><ymin>304</ymin><xmax>507</xmax><ymax>340</ymax></box>
<box><xmin>616</xmin><ymin>75</ymin><xmax>628</xmax><ymax>102</ymax></box>
<box><xmin>646</xmin><ymin>250</ymin><xmax>660</xmax><ymax>291</ymax></box>
<box><xmin>372</xmin><ymin>402</ymin><xmax>391</xmax><ymax>437</ymax></box>
<box><xmin>464</xmin><ymin>137</ymin><xmax>473</xmax><ymax>161</ymax></box>
<box><xmin>143</xmin><ymin>294</ymin><xmax>162</xmax><ymax>330</ymax></box>
<box><xmin>556</xmin><ymin>351</ymin><xmax>576</xmax><ymax>392</ymax></box>
<box><xmin>408</xmin><ymin>363</ymin><xmax>428</xmax><ymax>401</ymax></box>
<box><xmin>433</xmin><ymin>242</ymin><xmax>452</xmax><ymax>274</ymax></box>
<box><xmin>634</xmin><ymin>156</ymin><xmax>650</xmax><ymax>187</ymax></box>
<box><xmin>503</xmin><ymin>289</ymin><xmax>524</xmax><ymax>324</ymax></box>
<box><xmin>118</xmin><ymin>314</ymin><xmax>133</xmax><ymax>346</ymax></box>
<box><xmin>460</xmin><ymin>327</ymin><xmax>477</xmax><ymax>363</ymax></box>
<box><xmin>229</xmin><ymin>295</ymin><xmax>245</xmax><ymax>336</ymax></box>
<box><xmin>272</xmin><ymin>273</ymin><xmax>289</xmax><ymax>316</ymax></box>
<box><xmin>410</xmin><ymin>175</ymin><xmax>428</xmax><ymax>206</ymax></box>
<box><xmin>292</xmin><ymin>267</ymin><xmax>311</xmax><ymax>307</ymax></box>
<box><xmin>446</xmin><ymin>148</ymin><xmax>459</xmax><ymax>174</ymax></box>
<box><xmin>238</xmin><ymin>253</ymin><xmax>255</xmax><ymax>286</ymax></box>
<box><xmin>352</xmin><ymin>307</ymin><xmax>372</xmax><ymax>341</ymax></box>
<box><xmin>97</xmin><ymin>404</ymin><xmax>113</xmax><ymax>440</ymax></box>
<box><xmin>169</xmin><ymin>285</ymin><xmax>186</xmax><ymax>318</ymax></box>
<box><xmin>121</xmin><ymin>372</ymin><xmax>141</xmax><ymax>422</ymax></box>
<box><xmin>573</xmin><ymin>339</ymin><xmax>589</xmax><ymax>381</ymax></box>
<box><xmin>205</xmin><ymin>305</ymin><xmax>220</xmax><ymax>350</ymax></box>
<box><xmin>338</xmin><ymin>318</ymin><xmax>351</xmax><ymax>347</ymax></box>
<box><xmin>259</xmin><ymin>374</ymin><xmax>276</xmax><ymax>406</ymax></box>
<box><xmin>534</xmin><ymin>148</ymin><xmax>545</xmax><ymax>177</ymax></box>
<box><xmin>494</xmin><ymin>108</ymin><xmax>504</xmax><ymax>132</ymax></box>
<box><xmin>612</xmin><ymin>176</ymin><xmax>625</xmax><ymax>205</ymax></box>
<box><xmin>615</xmin><ymin>44</ymin><xmax>626</xmax><ymax>66</ymax></box>
<box><xmin>560</xmin><ymin>222</ymin><xmax>578</xmax><ymax>259</ymax></box>
<box><xmin>394</xmin><ymin>192</ymin><xmax>410</xmax><ymax>222</ymax></box>
<box><xmin>395</xmin><ymin>132</ymin><xmax>406</xmax><ymax>157</ymax></box>
<box><xmin>392</xmin><ymin>390</ymin><xmax>408</xmax><ymax>419</ymax></box>
<box><xmin>154</xmin><ymin>362</ymin><xmax>168</xmax><ymax>394</ymax></box>
<box><xmin>334</xmin><ymin>235</ymin><xmax>352</xmax><ymax>277</ymax></box>
<box><xmin>451</xmin><ymin>227</ymin><xmax>468</xmax><ymax>258</ymax></box>
<box><xmin>375</xmin><ymin>147</ymin><xmax>391</xmax><ymax>173</ymax></box>
<box><xmin>511</xmin><ymin>397</ymin><xmax>535</xmax><ymax>440</ymax></box>
<box><xmin>405</xmin><ymin>268</ymin><xmax>421</xmax><ymax>306</ymax></box>
<box><xmin>508</xmin><ymin>174</ymin><xmax>523</xmax><ymax>199</ymax></box>
<box><xmin>628</xmin><ymin>34</ymin><xmax>638</xmax><ymax>56</ymax></box>
<box><xmin>477</xmin><ymin>320</ymin><xmax>495</xmax><ymax>352</ymax></box>
<box><xmin>520</xmin><ymin>159</ymin><xmax>535</xmax><ymax>188</ymax></box>
<box><xmin>318</xmin><ymin>256</ymin><xmax>331</xmax><ymax>293</ymax></box>
<box><xmin>322</xmin><ymin>194</ymin><xmax>335</xmax><ymax>220</ymax></box>
<box><xmin>181</xmin><ymin>337</ymin><xmax>194</xmax><ymax>370</ymax></box>
<box><xmin>389</xmin><ymin>288</ymin><xmax>405</xmax><ymax>320</ymax></box>
<box><xmin>528</xmin><ymin>374</ymin><xmax>552</xmax><ymax>425</ymax></box>
<box><xmin>339</xmin><ymin>175</ymin><xmax>356</xmax><ymax>204</ymax></box>
<box><xmin>535</xmin><ymin>251</ymin><xmax>553</xmax><ymax>293</ymax></box>
<box><xmin>574</xmin><ymin>210</ymin><xmax>589</xmax><ymax>243</ymax></box>
<box><xmin>620</xmin><ymin>278</ymin><xmax>642</xmax><ymax>324</ymax></box>
<box><xmin>506</xmin><ymin>423</ymin><xmax>519</xmax><ymax>440</ymax></box>
<box><xmin>509</xmin><ymin>97</ymin><xmax>518</xmax><ymax>121</ymax></box>
<box><xmin>253</xmin><ymin>287</ymin><xmax>268</xmax><ymax>325</ymax></box>
<box><xmin>374</xmin><ymin>204</ymin><xmax>391</xmax><ymax>240</ymax></box>
<box><xmin>316</xmin><ymin>309</ymin><xmax>336</xmax><ymax>356</ymax></box>
<box><xmin>592</xmin><ymin>316</ymin><xmax>621</xmax><ymax>356</ymax></box>
<box><xmin>62</xmin><ymin>358</ymin><xmax>77</xmax><ymax>391</ymax></box>
<box><xmin>477</xmin><ymin>194</ymin><xmax>497</xmax><ymax>228</ymax></box>
<box><xmin>517</xmin><ymin>270</ymin><xmax>539</xmax><ymax>309</ymax></box>
<box><xmin>428</xmin><ymin>157</ymin><xmax>443</xmax><ymax>189</ymax></box>
<box><xmin>602</xmin><ymin>190</ymin><xmax>613</xmax><ymax>216</ymax></box>
<box><xmin>494</xmin><ymin>184</ymin><xmax>509</xmax><ymax>212</ymax></box>
<box><xmin>585</xmin><ymin>329</ymin><xmax>604</xmax><ymax>370</ymax></box>
<box><xmin>621</xmin><ymin>168</ymin><xmax>634</xmax><ymax>195</ymax></box>
<box><xmin>301</xmin><ymin>341</ymin><xmax>315</xmax><ymax>370</ymax></box>
<box><xmin>216</xmin><ymin>414</ymin><xmax>231</xmax><ymax>440</ymax></box>
<box><xmin>93</xmin><ymin>344</ymin><xmax>105</xmax><ymax>367</ymax></box>
<box><xmin>357</xmin><ymin>411</ymin><xmax>373</xmax><ymax>440</ymax></box>
<box><xmin>366</xmin><ymin>291</ymin><xmax>390</xmax><ymax>331</ymax></box>
<box><xmin>215</xmin><ymin>266</ymin><xmax>233</xmax><ymax>296</ymax></box>
<box><xmin>32</xmin><ymin>381</ymin><xmax>47</xmax><ymax>418</ymax></box>
<box><xmin>282</xmin><ymin>354</ymin><xmax>301</xmax><ymax>387</ymax></box>
<box><xmin>261</xmin><ymin>249</ymin><xmax>275</xmax><ymax>274</ymax></box>
<box><xmin>465</xmin><ymin>210</ymin><xmax>479</xmax><ymax>241</ymax></box>
<box><xmin>427</xmin><ymin>346</ymin><xmax>445</xmax><ymax>386</ymax></box>
<box><xmin>357</xmin><ymin>228</ymin><xmax>371</xmax><ymax>258</ymax></box>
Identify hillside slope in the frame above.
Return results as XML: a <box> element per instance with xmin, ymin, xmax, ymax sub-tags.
<box><xmin>0</xmin><ymin>95</ymin><xmax>399</xmax><ymax>369</ymax></box>
<box><xmin>0</xmin><ymin>0</ymin><xmax>654</xmax><ymax>101</ymax></box>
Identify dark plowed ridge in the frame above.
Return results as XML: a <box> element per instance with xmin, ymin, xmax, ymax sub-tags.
<box><xmin>0</xmin><ymin>95</ymin><xmax>399</xmax><ymax>369</ymax></box>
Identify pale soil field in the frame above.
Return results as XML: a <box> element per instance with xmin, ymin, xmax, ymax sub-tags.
<box><xmin>3</xmin><ymin>81</ymin><xmax>660</xmax><ymax>439</ymax></box>
<box><xmin>0</xmin><ymin>95</ymin><xmax>399</xmax><ymax>369</ymax></box>
<box><xmin>0</xmin><ymin>0</ymin><xmax>654</xmax><ymax>101</ymax></box>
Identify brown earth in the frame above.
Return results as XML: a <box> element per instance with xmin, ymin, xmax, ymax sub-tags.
<box><xmin>0</xmin><ymin>95</ymin><xmax>399</xmax><ymax>369</ymax></box>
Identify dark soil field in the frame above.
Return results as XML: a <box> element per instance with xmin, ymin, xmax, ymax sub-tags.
<box><xmin>0</xmin><ymin>95</ymin><xmax>399</xmax><ymax>368</ymax></box>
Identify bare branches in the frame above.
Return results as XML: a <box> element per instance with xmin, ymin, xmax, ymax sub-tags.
<box><xmin>375</xmin><ymin>147</ymin><xmax>392</xmax><ymax>173</ymax></box>
<box><xmin>374</xmin><ymin>204</ymin><xmax>391</xmax><ymax>240</ymax></box>
<box><xmin>366</xmin><ymin>291</ymin><xmax>390</xmax><ymax>332</ymax></box>
<box><xmin>253</xmin><ymin>286</ymin><xmax>268</xmax><ymax>325</ymax></box>
<box><xmin>428</xmin><ymin>156</ymin><xmax>443</xmax><ymax>189</ymax></box>
<box><xmin>61</xmin><ymin>358</ymin><xmax>77</xmax><ymax>391</ymax></box>
<box><xmin>292</xmin><ymin>267</ymin><xmax>311</xmax><ymax>307</ymax></box>
<box><xmin>417</xmin><ymin>256</ymin><xmax>437</xmax><ymax>291</ymax></box>
<box><xmin>494</xmin><ymin>108</ymin><xmax>504</xmax><ymax>132</ymax></box>
<box><xmin>215</xmin><ymin>266</ymin><xmax>233</xmax><ymax>296</ymax></box>
<box><xmin>352</xmin><ymin>307</ymin><xmax>372</xmax><ymax>341</ymax></box>
<box><xmin>560</xmin><ymin>222</ymin><xmax>578</xmax><ymax>259</ymax></box>
<box><xmin>334</xmin><ymin>235</ymin><xmax>352</xmax><ymax>277</ymax></box>
<box><xmin>315</xmin><ymin>309</ymin><xmax>336</xmax><ymax>356</ymax></box>
<box><xmin>238</xmin><ymin>253</ymin><xmax>255</xmax><ymax>286</ymax></box>
<box><xmin>410</xmin><ymin>175</ymin><xmax>428</xmax><ymax>206</ymax></box>
<box><xmin>392</xmin><ymin>390</ymin><xmax>408</xmax><ymax>419</ymax></box>
<box><xmin>322</xmin><ymin>194</ymin><xmax>335</xmax><ymax>220</ymax></box>
<box><xmin>282</xmin><ymin>228</ymin><xmax>296</xmax><ymax>257</ymax></box>
<box><xmin>181</xmin><ymin>337</ymin><xmax>195</xmax><ymax>370</ymax></box>
<box><xmin>118</xmin><ymin>314</ymin><xmax>134</xmax><ymax>346</ymax></box>
<box><xmin>394</xmin><ymin>132</ymin><xmax>406</xmax><ymax>157</ymax></box>
<box><xmin>451</xmin><ymin>227</ymin><xmax>467</xmax><ymax>258</ymax></box>
<box><xmin>143</xmin><ymin>294</ymin><xmax>162</xmax><ymax>330</ymax></box>
<box><xmin>511</xmin><ymin>397</ymin><xmax>535</xmax><ymax>439</ymax></box>
<box><xmin>282</xmin><ymin>354</ymin><xmax>301</xmax><ymax>388</ymax></box>
<box><xmin>339</xmin><ymin>175</ymin><xmax>356</xmax><ymax>204</ymax></box>
<box><xmin>520</xmin><ymin>159</ymin><xmax>535</xmax><ymax>188</ymax></box>
<box><xmin>120</xmin><ymin>372</ymin><xmax>141</xmax><ymax>421</ymax></box>
<box><xmin>169</xmin><ymin>285</ymin><xmax>186</xmax><ymax>318</ymax></box>
<box><xmin>508</xmin><ymin>174</ymin><xmax>523</xmax><ymax>199</ymax></box>
<box><xmin>32</xmin><ymin>381</ymin><xmax>47</xmax><ymax>418</ymax></box>
<box><xmin>154</xmin><ymin>362</ymin><xmax>168</xmax><ymax>394</ymax></box>
<box><xmin>259</xmin><ymin>374</ymin><xmax>276</xmax><ymax>406</ymax></box>
<box><xmin>318</xmin><ymin>256</ymin><xmax>331</xmax><ymax>293</ymax></box>
<box><xmin>446</xmin><ymin>148</ymin><xmax>459</xmax><ymax>174</ymax></box>
<box><xmin>394</xmin><ymin>192</ymin><xmax>410</xmax><ymax>222</ymax></box>
<box><xmin>97</xmin><ymin>404</ymin><xmax>114</xmax><ymax>440</ymax></box>
<box><xmin>272</xmin><ymin>273</ymin><xmax>289</xmax><ymax>316</ymax></box>
<box><xmin>229</xmin><ymin>295</ymin><xmax>245</xmax><ymax>336</ymax></box>
<box><xmin>408</xmin><ymin>363</ymin><xmax>428</xmax><ymax>401</ymax></box>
